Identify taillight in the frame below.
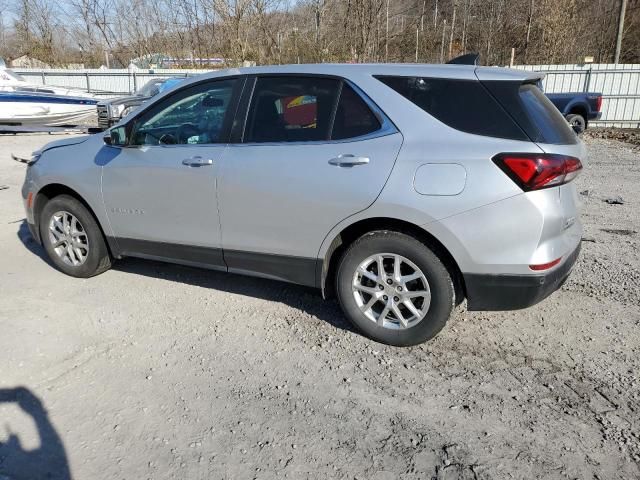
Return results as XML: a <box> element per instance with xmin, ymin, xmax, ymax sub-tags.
<box><xmin>492</xmin><ymin>153</ymin><xmax>583</xmax><ymax>191</ymax></box>
<box><xmin>596</xmin><ymin>95</ymin><xmax>603</xmax><ymax>112</ymax></box>
<box><xmin>530</xmin><ymin>257</ymin><xmax>562</xmax><ymax>271</ymax></box>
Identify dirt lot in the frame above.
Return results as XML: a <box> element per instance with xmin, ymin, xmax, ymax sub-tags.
<box><xmin>0</xmin><ymin>133</ymin><xmax>639</xmax><ymax>480</ymax></box>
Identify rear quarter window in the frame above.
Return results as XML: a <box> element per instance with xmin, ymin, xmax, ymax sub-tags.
<box><xmin>331</xmin><ymin>83</ymin><xmax>381</xmax><ymax>140</ymax></box>
<box><xmin>374</xmin><ymin>76</ymin><xmax>528</xmax><ymax>141</ymax></box>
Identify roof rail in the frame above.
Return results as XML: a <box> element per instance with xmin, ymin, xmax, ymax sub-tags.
<box><xmin>446</xmin><ymin>53</ymin><xmax>480</xmax><ymax>66</ymax></box>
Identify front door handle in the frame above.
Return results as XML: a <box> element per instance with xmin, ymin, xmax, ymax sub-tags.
<box><xmin>182</xmin><ymin>156</ymin><xmax>213</xmax><ymax>167</ymax></box>
<box><xmin>328</xmin><ymin>154</ymin><xmax>370</xmax><ymax>167</ymax></box>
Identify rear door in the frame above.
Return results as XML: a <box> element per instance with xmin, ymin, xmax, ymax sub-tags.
<box><xmin>217</xmin><ymin>75</ymin><xmax>403</xmax><ymax>285</ymax></box>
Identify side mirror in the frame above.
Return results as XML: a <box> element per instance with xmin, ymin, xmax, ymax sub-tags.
<box><xmin>105</xmin><ymin>126</ymin><xmax>127</xmax><ymax>146</ymax></box>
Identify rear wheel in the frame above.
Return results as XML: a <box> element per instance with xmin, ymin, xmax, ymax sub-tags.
<box><xmin>336</xmin><ymin>231</ymin><xmax>454</xmax><ymax>346</ymax></box>
<box><xmin>566</xmin><ymin>113</ymin><xmax>586</xmax><ymax>134</ymax></box>
<box><xmin>40</xmin><ymin>195</ymin><xmax>112</xmax><ymax>278</ymax></box>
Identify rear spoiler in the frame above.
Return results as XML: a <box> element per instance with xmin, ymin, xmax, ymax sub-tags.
<box><xmin>475</xmin><ymin>67</ymin><xmax>544</xmax><ymax>83</ymax></box>
<box><xmin>447</xmin><ymin>53</ymin><xmax>545</xmax><ymax>83</ymax></box>
<box><xmin>447</xmin><ymin>53</ymin><xmax>480</xmax><ymax>65</ymax></box>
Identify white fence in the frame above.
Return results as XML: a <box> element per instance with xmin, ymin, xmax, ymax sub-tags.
<box><xmin>516</xmin><ymin>63</ymin><xmax>640</xmax><ymax>128</ymax></box>
<box><xmin>13</xmin><ymin>68</ymin><xmax>208</xmax><ymax>98</ymax></box>
<box><xmin>13</xmin><ymin>63</ymin><xmax>640</xmax><ymax>128</ymax></box>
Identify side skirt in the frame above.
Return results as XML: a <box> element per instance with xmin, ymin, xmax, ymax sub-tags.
<box><xmin>224</xmin><ymin>249</ymin><xmax>319</xmax><ymax>287</ymax></box>
<box><xmin>111</xmin><ymin>237</ymin><xmax>319</xmax><ymax>288</ymax></box>
<box><xmin>114</xmin><ymin>237</ymin><xmax>225</xmax><ymax>268</ymax></box>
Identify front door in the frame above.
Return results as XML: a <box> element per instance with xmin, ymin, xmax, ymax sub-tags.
<box><xmin>102</xmin><ymin>77</ymin><xmax>241</xmax><ymax>268</ymax></box>
<box><xmin>217</xmin><ymin>75</ymin><xmax>403</xmax><ymax>285</ymax></box>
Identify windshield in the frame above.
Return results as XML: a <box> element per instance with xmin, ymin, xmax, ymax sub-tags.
<box><xmin>135</xmin><ymin>79</ymin><xmax>166</xmax><ymax>97</ymax></box>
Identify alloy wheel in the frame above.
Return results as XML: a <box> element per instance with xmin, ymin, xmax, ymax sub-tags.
<box><xmin>48</xmin><ymin>211</ymin><xmax>90</xmax><ymax>267</ymax></box>
<box><xmin>352</xmin><ymin>253</ymin><xmax>431</xmax><ymax>329</ymax></box>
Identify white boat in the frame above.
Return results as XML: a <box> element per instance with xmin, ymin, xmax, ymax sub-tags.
<box><xmin>0</xmin><ymin>67</ymin><xmax>98</xmax><ymax>126</ymax></box>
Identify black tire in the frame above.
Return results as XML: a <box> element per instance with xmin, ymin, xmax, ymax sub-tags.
<box><xmin>566</xmin><ymin>113</ymin><xmax>586</xmax><ymax>134</ymax></box>
<box><xmin>336</xmin><ymin>231</ymin><xmax>454</xmax><ymax>347</ymax></box>
<box><xmin>40</xmin><ymin>194</ymin><xmax>112</xmax><ymax>278</ymax></box>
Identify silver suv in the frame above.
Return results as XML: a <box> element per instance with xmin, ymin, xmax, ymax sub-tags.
<box><xmin>21</xmin><ymin>64</ymin><xmax>584</xmax><ymax>346</ymax></box>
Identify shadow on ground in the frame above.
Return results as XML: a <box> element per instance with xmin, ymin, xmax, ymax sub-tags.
<box><xmin>16</xmin><ymin>220</ymin><xmax>50</xmax><ymax>264</ymax></box>
<box><xmin>17</xmin><ymin>220</ymin><xmax>354</xmax><ymax>334</ymax></box>
<box><xmin>0</xmin><ymin>387</ymin><xmax>71</xmax><ymax>480</ymax></box>
<box><xmin>115</xmin><ymin>257</ymin><xmax>354</xmax><ymax>333</ymax></box>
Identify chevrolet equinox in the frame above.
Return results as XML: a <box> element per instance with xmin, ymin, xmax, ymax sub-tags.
<box><xmin>22</xmin><ymin>64</ymin><xmax>584</xmax><ymax>346</ymax></box>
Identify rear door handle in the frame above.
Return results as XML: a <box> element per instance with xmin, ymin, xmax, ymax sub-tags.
<box><xmin>328</xmin><ymin>154</ymin><xmax>370</xmax><ymax>167</ymax></box>
<box><xmin>182</xmin><ymin>156</ymin><xmax>213</xmax><ymax>167</ymax></box>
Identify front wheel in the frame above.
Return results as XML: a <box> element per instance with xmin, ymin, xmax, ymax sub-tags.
<box><xmin>40</xmin><ymin>194</ymin><xmax>112</xmax><ymax>278</ymax></box>
<box><xmin>336</xmin><ymin>231</ymin><xmax>455</xmax><ymax>347</ymax></box>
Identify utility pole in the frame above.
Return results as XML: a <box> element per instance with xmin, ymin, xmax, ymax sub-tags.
<box><xmin>614</xmin><ymin>0</ymin><xmax>628</xmax><ymax>64</ymax></box>
<box><xmin>415</xmin><ymin>27</ymin><xmax>419</xmax><ymax>62</ymax></box>
<box><xmin>440</xmin><ymin>19</ymin><xmax>447</xmax><ymax>62</ymax></box>
<box><xmin>448</xmin><ymin>5</ymin><xmax>456</xmax><ymax>60</ymax></box>
<box><xmin>524</xmin><ymin>0</ymin><xmax>534</xmax><ymax>64</ymax></box>
<box><xmin>385</xmin><ymin>0</ymin><xmax>389</xmax><ymax>62</ymax></box>
<box><xmin>314</xmin><ymin>0</ymin><xmax>321</xmax><ymax>43</ymax></box>
<box><xmin>434</xmin><ymin>0</ymin><xmax>438</xmax><ymax>28</ymax></box>
<box><xmin>0</xmin><ymin>8</ymin><xmax>4</xmax><ymax>48</ymax></box>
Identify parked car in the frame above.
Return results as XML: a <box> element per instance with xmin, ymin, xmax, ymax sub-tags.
<box><xmin>22</xmin><ymin>64</ymin><xmax>584</xmax><ymax>346</ymax></box>
<box><xmin>96</xmin><ymin>77</ymin><xmax>185</xmax><ymax>130</ymax></box>
<box><xmin>545</xmin><ymin>91</ymin><xmax>603</xmax><ymax>134</ymax></box>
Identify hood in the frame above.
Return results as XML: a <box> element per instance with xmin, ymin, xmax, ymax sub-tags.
<box><xmin>38</xmin><ymin>135</ymin><xmax>91</xmax><ymax>155</ymax></box>
<box><xmin>98</xmin><ymin>95</ymin><xmax>146</xmax><ymax>107</ymax></box>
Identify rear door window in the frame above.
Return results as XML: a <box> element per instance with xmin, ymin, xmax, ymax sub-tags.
<box><xmin>244</xmin><ymin>76</ymin><xmax>384</xmax><ymax>143</ymax></box>
<box><xmin>244</xmin><ymin>76</ymin><xmax>340</xmax><ymax>143</ymax></box>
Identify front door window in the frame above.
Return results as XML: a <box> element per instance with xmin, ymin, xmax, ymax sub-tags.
<box><xmin>130</xmin><ymin>79</ymin><xmax>237</xmax><ymax>146</ymax></box>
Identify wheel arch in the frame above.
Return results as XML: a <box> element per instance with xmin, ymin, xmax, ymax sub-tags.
<box><xmin>320</xmin><ymin>217</ymin><xmax>466</xmax><ymax>305</ymax></box>
<box><xmin>567</xmin><ymin>103</ymin><xmax>588</xmax><ymax>122</ymax></box>
<box><xmin>33</xmin><ymin>183</ymin><xmax>115</xmax><ymax>256</ymax></box>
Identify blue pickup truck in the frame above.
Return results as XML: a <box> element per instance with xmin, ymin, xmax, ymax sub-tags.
<box><xmin>545</xmin><ymin>92</ymin><xmax>603</xmax><ymax>134</ymax></box>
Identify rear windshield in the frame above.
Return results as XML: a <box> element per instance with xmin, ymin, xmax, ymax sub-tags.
<box><xmin>375</xmin><ymin>76</ymin><xmax>528</xmax><ymax>141</ymax></box>
<box><xmin>482</xmin><ymin>81</ymin><xmax>578</xmax><ymax>145</ymax></box>
<box><xmin>518</xmin><ymin>84</ymin><xmax>577</xmax><ymax>144</ymax></box>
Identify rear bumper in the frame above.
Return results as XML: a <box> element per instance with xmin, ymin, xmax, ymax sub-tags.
<box><xmin>464</xmin><ymin>243</ymin><xmax>581</xmax><ymax>311</ymax></box>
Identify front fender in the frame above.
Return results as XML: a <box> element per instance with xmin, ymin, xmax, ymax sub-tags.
<box><xmin>26</xmin><ymin>135</ymin><xmax>115</xmax><ymax>242</ymax></box>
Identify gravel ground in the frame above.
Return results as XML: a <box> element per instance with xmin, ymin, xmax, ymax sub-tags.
<box><xmin>0</xmin><ymin>133</ymin><xmax>639</xmax><ymax>480</ymax></box>
<box><xmin>585</xmin><ymin>128</ymin><xmax>640</xmax><ymax>148</ymax></box>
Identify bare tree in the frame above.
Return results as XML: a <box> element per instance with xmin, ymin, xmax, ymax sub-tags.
<box><xmin>1</xmin><ymin>0</ymin><xmax>638</xmax><ymax>68</ymax></box>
